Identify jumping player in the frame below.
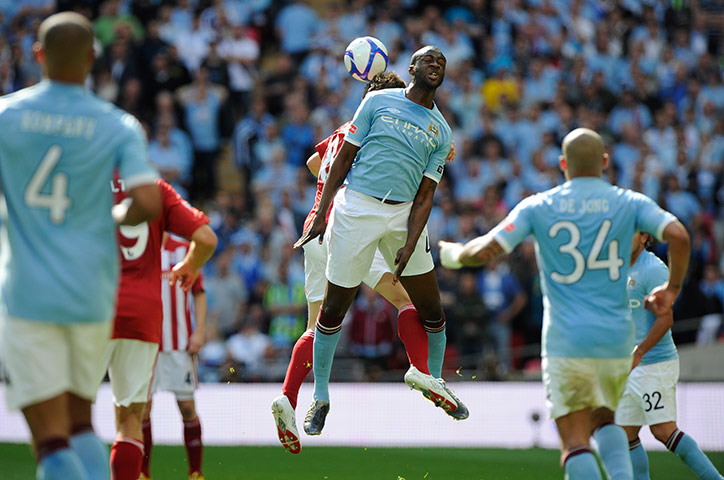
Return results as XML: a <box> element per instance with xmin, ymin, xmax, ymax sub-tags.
<box><xmin>141</xmin><ymin>234</ymin><xmax>208</xmax><ymax>480</ymax></box>
<box><xmin>0</xmin><ymin>12</ymin><xmax>160</xmax><ymax>480</ymax></box>
<box><xmin>439</xmin><ymin>128</ymin><xmax>690</xmax><ymax>480</ymax></box>
<box><xmin>616</xmin><ymin>232</ymin><xmax>723</xmax><ymax>480</ymax></box>
<box><xmin>272</xmin><ymin>72</ymin><xmax>456</xmax><ymax>453</ymax></box>
<box><xmin>296</xmin><ymin>46</ymin><xmax>468</xmax><ymax>435</ymax></box>
<box><xmin>107</xmin><ymin>178</ymin><xmax>217</xmax><ymax>480</ymax></box>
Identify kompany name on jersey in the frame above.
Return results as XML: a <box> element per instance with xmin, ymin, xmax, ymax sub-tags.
<box><xmin>20</xmin><ymin>110</ymin><xmax>96</xmax><ymax>139</ymax></box>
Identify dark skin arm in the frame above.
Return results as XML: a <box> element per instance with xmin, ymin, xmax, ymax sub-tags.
<box><xmin>294</xmin><ymin>140</ymin><xmax>359</xmax><ymax>248</ymax></box>
<box><xmin>393</xmin><ymin>176</ymin><xmax>437</xmax><ymax>282</ymax></box>
<box><xmin>631</xmin><ymin>310</ymin><xmax>673</xmax><ymax>370</ymax></box>
<box><xmin>438</xmin><ymin>234</ymin><xmax>506</xmax><ymax>269</ymax></box>
<box><xmin>645</xmin><ymin>220</ymin><xmax>690</xmax><ymax>315</ymax></box>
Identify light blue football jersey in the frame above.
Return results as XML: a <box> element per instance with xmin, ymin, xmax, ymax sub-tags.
<box><xmin>628</xmin><ymin>250</ymin><xmax>678</xmax><ymax>365</ymax></box>
<box><xmin>492</xmin><ymin>177</ymin><xmax>676</xmax><ymax>358</ymax></box>
<box><xmin>0</xmin><ymin>81</ymin><xmax>157</xmax><ymax>324</ymax></box>
<box><xmin>344</xmin><ymin>88</ymin><xmax>452</xmax><ymax>202</ymax></box>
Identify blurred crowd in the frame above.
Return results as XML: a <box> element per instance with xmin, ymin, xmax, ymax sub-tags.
<box><xmin>1</xmin><ymin>0</ymin><xmax>724</xmax><ymax>382</ymax></box>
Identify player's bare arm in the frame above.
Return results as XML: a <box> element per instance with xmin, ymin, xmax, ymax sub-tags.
<box><xmin>393</xmin><ymin>176</ymin><xmax>437</xmax><ymax>282</ymax></box>
<box><xmin>113</xmin><ymin>183</ymin><xmax>161</xmax><ymax>226</ymax></box>
<box><xmin>645</xmin><ymin>220</ymin><xmax>690</xmax><ymax>316</ymax></box>
<box><xmin>438</xmin><ymin>234</ymin><xmax>505</xmax><ymax>269</ymax></box>
<box><xmin>294</xmin><ymin>141</ymin><xmax>359</xmax><ymax>249</ymax></box>
<box><xmin>631</xmin><ymin>310</ymin><xmax>673</xmax><ymax>370</ymax></box>
<box><xmin>306</xmin><ymin>152</ymin><xmax>321</xmax><ymax>177</ymax></box>
<box><xmin>170</xmin><ymin>224</ymin><xmax>218</xmax><ymax>291</ymax></box>
<box><xmin>188</xmin><ymin>290</ymin><xmax>207</xmax><ymax>355</ymax></box>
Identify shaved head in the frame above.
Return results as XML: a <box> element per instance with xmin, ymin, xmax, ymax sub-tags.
<box><xmin>410</xmin><ymin>45</ymin><xmax>445</xmax><ymax>67</ymax></box>
<box><xmin>561</xmin><ymin>128</ymin><xmax>606</xmax><ymax>178</ymax></box>
<box><xmin>36</xmin><ymin>12</ymin><xmax>94</xmax><ymax>82</ymax></box>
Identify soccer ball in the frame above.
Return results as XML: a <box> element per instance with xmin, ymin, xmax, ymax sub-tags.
<box><xmin>343</xmin><ymin>36</ymin><xmax>389</xmax><ymax>82</ymax></box>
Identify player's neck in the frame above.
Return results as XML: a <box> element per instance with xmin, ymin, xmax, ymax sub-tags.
<box><xmin>405</xmin><ymin>83</ymin><xmax>435</xmax><ymax>109</ymax></box>
<box><xmin>46</xmin><ymin>73</ymin><xmax>86</xmax><ymax>86</ymax></box>
<box><xmin>630</xmin><ymin>246</ymin><xmax>644</xmax><ymax>266</ymax></box>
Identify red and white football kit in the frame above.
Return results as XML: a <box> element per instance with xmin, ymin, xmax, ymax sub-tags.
<box><xmin>302</xmin><ymin>122</ymin><xmax>389</xmax><ymax>303</ymax></box>
<box><xmin>151</xmin><ymin>237</ymin><xmax>204</xmax><ymax>399</ymax></box>
<box><xmin>107</xmin><ymin>178</ymin><xmax>209</xmax><ymax>407</ymax></box>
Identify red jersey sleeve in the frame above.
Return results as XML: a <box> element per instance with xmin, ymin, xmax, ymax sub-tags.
<box><xmin>191</xmin><ymin>271</ymin><xmax>205</xmax><ymax>294</ymax></box>
<box><xmin>158</xmin><ymin>179</ymin><xmax>210</xmax><ymax>238</ymax></box>
<box><xmin>314</xmin><ymin>135</ymin><xmax>332</xmax><ymax>158</ymax></box>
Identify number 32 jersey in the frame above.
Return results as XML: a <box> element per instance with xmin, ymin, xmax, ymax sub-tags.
<box><xmin>491</xmin><ymin>177</ymin><xmax>676</xmax><ymax>359</ymax></box>
<box><xmin>113</xmin><ymin>178</ymin><xmax>208</xmax><ymax>344</ymax></box>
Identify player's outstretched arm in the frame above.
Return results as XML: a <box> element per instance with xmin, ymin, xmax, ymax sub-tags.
<box><xmin>645</xmin><ymin>220</ymin><xmax>690</xmax><ymax>316</ymax></box>
<box><xmin>306</xmin><ymin>152</ymin><xmax>321</xmax><ymax>177</ymax></box>
<box><xmin>294</xmin><ymin>141</ymin><xmax>359</xmax><ymax>249</ymax></box>
<box><xmin>393</xmin><ymin>177</ymin><xmax>437</xmax><ymax>281</ymax></box>
<box><xmin>113</xmin><ymin>183</ymin><xmax>161</xmax><ymax>225</ymax></box>
<box><xmin>188</xmin><ymin>290</ymin><xmax>207</xmax><ymax>354</ymax></box>
<box><xmin>438</xmin><ymin>233</ymin><xmax>505</xmax><ymax>269</ymax></box>
<box><xmin>631</xmin><ymin>310</ymin><xmax>673</xmax><ymax>370</ymax></box>
<box><xmin>171</xmin><ymin>225</ymin><xmax>218</xmax><ymax>292</ymax></box>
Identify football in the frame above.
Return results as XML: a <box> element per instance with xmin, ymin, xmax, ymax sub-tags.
<box><xmin>343</xmin><ymin>36</ymin><xmax>389</xmax><ymax>82</ymax></box>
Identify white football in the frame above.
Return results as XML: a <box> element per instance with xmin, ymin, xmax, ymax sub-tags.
<box><xmin>343</xmin><ymin>36</ymin><xmax>389</xmax><ymax>82</ymax></box>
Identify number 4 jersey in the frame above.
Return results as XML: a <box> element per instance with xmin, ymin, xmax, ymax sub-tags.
<box><xmin>0</xmin><ymin>81</ymin><xmax>157</xmax><ymax>325</ymax></box>
<box><xmin>491</xmin><ymin>177</ymin><xmax>676</xmax><ymax>359</ymax></box>
<box><xmin>113</xmin><ymin>178</ymin><xmax>208</xmax><ymax>344</ymax></box>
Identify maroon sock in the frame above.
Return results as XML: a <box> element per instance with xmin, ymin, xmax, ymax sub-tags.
<box><xmin>141</xmin><ymin>420</ymin><xmax>152</xmax><ymax>477</ymax></box>
<box><xmin>36</xmin><ymin>437</ymin><xmax>69</xmax><ymax>461</ymax></box>
<box><xmin>398</xmin><ymin>305</ymin><xmax>430</xmax><ymax>375</ymax></box>
<box><xmin>184</xmin><ymin>417</ymin><xmax>203</xmax><ymax>475</ymax></box>
<box><xmin>282</xmin><ymin>329</ymin><xmax>315</xmax><ymax>409</ymax></box>
<box><xmin>110</xmin><ymin>436</ymin><xmax>143</xmax><ymax>480</ymax></box>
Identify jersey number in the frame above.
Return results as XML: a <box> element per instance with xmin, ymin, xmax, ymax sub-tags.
<box><xmin>643</xmin><ymin>391</ymin><xmax>664</xmax><ymax>412</ymax></box>
<box><xmin>25</xmin><ymin>145</ymin><xmax>71</xmax><ymax>224</ymax></box>
<box><xmin>547</xmin><ymin>220</ymin><xmax>624</xmax><ymax>284</ymax></box>
<box><xmin>119</xmin><ymin>222</ymin><xmax>149</xmax><ymax>261</ymax></box>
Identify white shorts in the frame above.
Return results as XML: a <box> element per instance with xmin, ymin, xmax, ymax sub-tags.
<box><xmin>616</xmin><ymin>359</ymin><xmax>679</xmax><ymax>426</ymax></box>
<box><xmin>303</xmin><ymin>238</ymin><xmax>389</xmax><ymax>302</ymax></box>
<box><xmin>543</xmin><ymin>356</ymin><xmax>632</xmax><ymax>419</ymax></box>
<box><xmin>150</xmin><ymin>350</ymin><xmax>198</xmax><ymax>401</ymax></box>
<box><xmin>106</xmin><ymin>339</ymin><xmax>159</xmax><ymax>407</ymax></box>
<box><xmin>0</xmin><ymin>315</ymin><xmax>110</xmax><ymax>411</ymax></box>
<box><xmin>325</xmin><ymin>188</ymin><xmax>435</xmax><ymax>288</ymax></box>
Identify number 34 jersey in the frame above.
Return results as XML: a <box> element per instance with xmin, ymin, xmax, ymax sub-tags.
<box><xmin>113</xmin><ymin>178</ymin><xmax>208</xmax><ymax>344</ymax></box>
<box><xmin>0</xmin><ymin>81</ymin><xmax>157</xmax><ymax>325</ymax></box>
<box><xmin>491</xmin><ymin>177</ymin><xmax>676</xmax><ymax>359</ymax></box>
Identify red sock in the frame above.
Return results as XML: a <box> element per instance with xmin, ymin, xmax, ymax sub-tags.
<box><xmin>184</xmin><ymin>417</ymin><xmax>203</xmax><ymax>475</ymax></box>
<box><xmin>282</xmin><ymin>329</ymin><xmax>315</xmax><ymax>409</ymax></box>
<box><xmin>110</xmin><ymin>436</ymin><xmax>143</xmax><ymax>480</ymax></box>
<box><xmin>398</xmin><ymin>305</ymin><xmax>430</xmax><ymax>374</ymax></box>
<box><xmin>141</xmin><ymin>420</ymin><xmax>152</xmax><ymax>477</ymax></box>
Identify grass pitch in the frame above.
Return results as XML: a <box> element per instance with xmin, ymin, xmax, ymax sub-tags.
<box><xmin>1</xmin><ymin>443</ymin><xmax>722</xmax><ymax>479</ymax></box>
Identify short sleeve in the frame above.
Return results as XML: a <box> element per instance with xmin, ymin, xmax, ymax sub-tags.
<box><xmin>314</xmin><ymin>134</ymin><xmax>332</xmax><ymax>158</ymax></box>
<box><xmin>644</xmin><ymin>259</ymin><xmax>669</xmax><ymax>296</ymax></box>
<box><xmin>632</xmin><ymin>192</ymin><xmax>676</xmax><ymax>242</ymax></box>
<box><xmin>160</xmin><ymin>180</ymin><xmax>210</xmax><ymax>238</ymax></box>
<box><xmin>344</xmin><ymin>94</ymin><xmax>376</xmax><ymax>147</ymax></box>
<box><xmin>423</xmin><ymin>138</ymin><xmax>450</xmax><ymax>183</ymax></box>
<box><xmin>491</xmin><ymin>195</ymin><xmax>537</xmax><ymax>253</ymax></box>
<box><xmin>192</xmin><ymin>271</ymin><xmax>205</xmax><ymax>294</ymax></box>
<box><xmin>117</xmin><ymin>113</ymin><xmax>158</xmax><ymax>189</ymax></box>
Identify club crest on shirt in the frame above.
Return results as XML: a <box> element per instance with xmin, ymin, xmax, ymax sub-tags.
<box><xmin>428</xmin><ymin>122</ymin><xmax>439</xmax><ymax>137</ymax></box>
<box><xmin>628</xmin><ymin>278</ymin><xmax>636</xmax><ymax>287</ymax></box>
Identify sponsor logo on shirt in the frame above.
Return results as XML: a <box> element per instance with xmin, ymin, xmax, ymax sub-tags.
<box><xmin>349</xmin><ymin>124</ymin><xmax>357</xmax><ymax>134</ymax></box>
<box><xmin>437</xmin><ymin>164</ymin><xmax>444</xmax><ymax>174</ymax></box>
<box><xmin>504</xmin><ymin>223</ymin><xmax>515</xmax><ymax>233</ymax></box>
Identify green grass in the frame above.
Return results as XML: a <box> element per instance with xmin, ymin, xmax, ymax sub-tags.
<box><xmin>1</xmin><ymin>443</ymin><xmax>723</xmax><ymax>479</ymax></box>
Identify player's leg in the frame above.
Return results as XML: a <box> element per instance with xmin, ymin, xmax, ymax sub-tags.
<box><xmin>177</xmin><ymin>398</ymin><xmax>204</xmax><ymax>479</ymax></box>
<box><xmin>0</xmin><ymin>316</ymin><xmax>87</xmax><ymax>479</ymax></box>
<box><xmin>107</xmin><ymin>338</ymin><xmax>159</xmax><ymax>480</ymax></box>
<box><xmin>368</xmin><ymin>260</ymin><xmax>431</xmax><ymax>377</ymax></box>
<box><xmin>555</xmin><ymin>409</ymin><xmax>602</xmax><ymax>480</ymax></box>
<box><xmin>650</xmin><ymin>422</ymin><xmax>723</xmax><ymax>479</ymax></box>
<box><xmin>592</xmin><ymin>407</ymin><xmax>633</xmax><ymax>480</ymax></box>
<box><xmin>590</xmin><ymin>357</ymin><xmax>634</xmax><ymax>480</ymax></box>
<box><xmin>140</xmin><ymin>400</ymin><xmax>153</xmax><ymax>480</ymax></box>
<box><xmin>68</xmin><ymin>320</ymin><xmax>112</xmax><ymax>480</ymax></box>
<box><xmin>23</xmin><ymin>394</ymin><xmax>89</xmax><ymax>480</ymax></box>
<box><xmin>622</xmin><ymin>426</ymin><xmax>650</xmax><ymax>480</ymax></box>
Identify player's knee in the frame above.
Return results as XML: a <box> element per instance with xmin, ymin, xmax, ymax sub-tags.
<box><xmin>650</xmin><ymin>424</ymin><xmax>675</xmax><ymax>444</ymax></box>
<box><xmin>177</xmin><ymin>401</ymin><xmax>196</xmax><ymax>421</ymax></box>
<box><xmin>416</xmin><ymin>301</ymin><xmax>443</xmax><ymax>322</ymax></box>
<box><xmin>590</xmin><ymin>408</ymin><xmax>615</xmax><ymax>432</ymax></box>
